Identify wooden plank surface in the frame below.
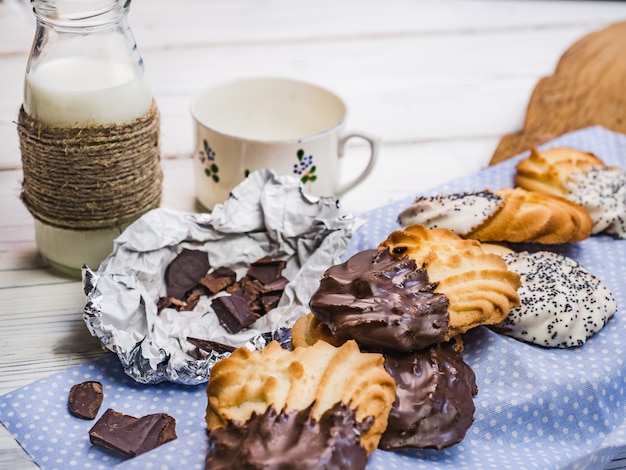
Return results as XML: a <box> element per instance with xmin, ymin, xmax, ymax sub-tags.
<box><xmin>491</xmin><ymin>20</ymin><xmax>626</xmax><ymax>164</ymax></box>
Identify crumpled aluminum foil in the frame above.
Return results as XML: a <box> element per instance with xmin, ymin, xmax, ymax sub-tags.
<box><xmin>82</xmin><ymin>170</ymin><xmax>365</xmax><ymax>385</ymax></box>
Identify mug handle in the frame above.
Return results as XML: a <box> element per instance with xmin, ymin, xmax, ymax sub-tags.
<box><xmin>336</xmin><ymin>130</ymin><xmax>381</xmax><ymax>197</ymax></box>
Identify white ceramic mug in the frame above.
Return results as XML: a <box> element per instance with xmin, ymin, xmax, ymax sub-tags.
<box><xmin>191</xmin><ymin>77</ymin><xmax>380</xmax><ymax>210</ymax></box>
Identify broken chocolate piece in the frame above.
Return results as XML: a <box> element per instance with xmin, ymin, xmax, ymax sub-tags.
<box><xmin>89</xmin><ymin>408</ymin><xmax>177</xmax><ymax>457</ymax></box>
<box><xmin>182</xmin><ymin>288</ymin><xmax>203</xmax><ymax>311</ymax></box>
<box><xmin>158</xmin><ymin>253</ymin><xmax>289</xmax><ymax>329</ymax></box>
<box><xmin>68</xmin><ymin>381</ymin><xmax>104</xmax><ymax>420</ymax></box>
<box><xmin>164</xmin><ymin>248</ymin><xmax>210</xmax><ymax>299</ymax></box>
<box><xmin>235</xmin><ymin>277</ymin><xmax>265</xmax><ymax>314</ymax></box>
<box><xmin>157</xmin><ymin>296</ymin><xmax>173</xmax><ymax>311</ymax></box>
<box><xmin>199</xmin><ymin>266</ymin><xmax>237</xmax><ymax>294</ymax></box>
<box><xmin>206</xmin><ymin>402</ymin><xmax>369</xmax><ymax>470</ymax></box>
<box><xmin>260</xmin><ymin>294</ymin><xmax>281</xmax><ymax>313</ymax></box>
<box><xmin>247</xmin><ymin>257</ymin><xmax>286</xmax><ymax>285</ymax></box>
<box><xmin>212</xmin><ymin>294</ymin><xmax>257</xmax><ymax>334</ymax></box>
<box><xmin>186</xmin><ymin>337</ymin><xmax>236</xmax><ymax>354</ymax></box>
<box><xmin>258</xmin><ymin>275</ymin><xmax>289</xmax><ymax>294</ymax></box>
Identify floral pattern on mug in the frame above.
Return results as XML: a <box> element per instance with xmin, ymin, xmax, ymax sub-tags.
<box><xmin>198</xmin><ymin>139</ymin><xmax>219</xmax><ymax>182</ymax></box>
<box><xmin>293</xmin><ymin>149</ymin><xmax>316</xmax><ymax>184</ymax></box>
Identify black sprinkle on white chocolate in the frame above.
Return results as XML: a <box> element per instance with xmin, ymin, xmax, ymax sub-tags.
<box><xmin>566</xmin><ymin>167</ymin><xmax>626</xmax><ymax>239</ymax></box>
<box><xmin>495</xmin><ymin>251</ymin><xmax>616</xmax><ymax>348</ymax></box>
<box><xmin>397</xmin><ymin>190</ymin><xmax>503</xmax><ymax>234</ymax></box>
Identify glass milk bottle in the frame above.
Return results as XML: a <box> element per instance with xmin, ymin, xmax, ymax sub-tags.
<box><xmin>19</xmin><ymin>0</ymin><xmax>162</xmax><ymax>278</ymax></box>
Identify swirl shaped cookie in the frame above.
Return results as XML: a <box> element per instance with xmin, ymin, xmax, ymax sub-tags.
<box><xmin>515</xmin><ymin>147</ymin><xmax>626</xmax><ymax>238</ymax></box>
<box><xmin>398</xmin><ymin>187</ymin><xmax>592</xmax><ymax>244</ymax></box>
<box><xmin>206</xmin><ymin>340</ymin><xmax>396</xmax><ymax>456</ymax></box>
<box><xmin>514</xmin><ymin>147</ymin><xmax>605</xmax><ymax>196</ymax></box>
<box><xmin>379</xmin><ymin>225</ymin><xmax>521</xmax><ymax>337</ymax></box>
<box><xmin>494</xmin><ymin>251</ymin><xmax>616</xmax><ymax>348</ymax></box>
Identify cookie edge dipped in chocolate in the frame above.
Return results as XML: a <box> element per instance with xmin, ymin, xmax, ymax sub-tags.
<box><xmin>206</xmin><ymin>402</ymin><xmax>370</xmax><ymax>470</ymax></box>
<box><xmin>379</xmin><ymin>341</ymin><xmax>478</xmax><ymax>451</ymax></box>
<box><xmin>309</xmin><ymin>248</ymin><xmax>450</xmax><ymax>353</ymax></box>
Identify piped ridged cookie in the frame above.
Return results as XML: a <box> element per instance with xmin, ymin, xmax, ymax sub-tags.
<box><xmin>514</xmin><ymin>147</ymin><xmax>605</xmax><ymax>196</ymax></box>
<box><xmin>515</xmin><ymin>147</ymin><xmax>626</xmax><ymax>238</ymax></box>
<box><xmin>206</xmin><ymin>340</ymin><xmax>396</xmax><ymax>454</ymax></box>
<box><xmin>398</xmin><ymin>187</ymin><xmax>592</xmax><ymax>244</ymax></box>
<box><xmin>379</xmin><ymin>225</ymin><xmax>521</xmax><ymax>337</ymax></box>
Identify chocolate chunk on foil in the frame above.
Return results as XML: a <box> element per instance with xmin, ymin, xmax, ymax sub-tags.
<box><xmin>89</xmin><ymin>408</ymin><xmax>177</xmax><ymax>457</ymax></box>
<box><xmin>186</xmin><ymin>337</ymin><xmax>236</xmax><ymax>355</ymax></box>
<box><xmin>259</xmin><ymin>275</ymin><xmax>289</xmax><ymax>294</ymax></box>
<box><xmin>247</xmin><ymin>256</ymin><xmax>286</xmax><ymax>285</ymax></box>
<box><xmin>212</xmin><ymin>294</ymin><xmax>257</xmax><ymax>334</ymax></box>
<box><xmin>164</xmin><ymin>248</ymin><xmax>210</xmax><ymax>299</ymax></box>
<box><xmin>199</xmin><ymin>266</ymin><xmax>237</xmax><ymax>294</ymax></box>
<box><xmin>68</xmin><ymin>381</ymin><xmax>104</xmax><ymax>420</ymax></box>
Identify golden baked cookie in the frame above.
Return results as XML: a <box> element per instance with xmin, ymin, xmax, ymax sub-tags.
<box><xmin>473</xmin><ymin>188</ymin><xmax>592</xmax><ymax>244</ymax></box>
<box><xmin>291</xmin><ymin>312</ymin><xmax>344</xmax><ymax>348</ymax></box>
<box><xmin>206</xmin><ymin>340</ymin><xmax>396</xmax><ymax>454</ymax></box>
<box><xmin>379</xmin><ymin>225</ymin><xmax>521</xmax><ymax>336</ymax></box>
<box><xmin>515</xmin><ymin>147</ymin><xmax>626</xmax><ymax>239</ymax></box>
<box><xmin>398</xmin><ymin>187</ymin><xmax>592</xmax><ymax>244</ymax></box>
<box><xmin>514</xmin><ymin>147</ymin><xmax>605</xmax><ymax>196</ymax></box>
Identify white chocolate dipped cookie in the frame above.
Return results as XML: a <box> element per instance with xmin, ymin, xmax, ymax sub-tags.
<box><xmin>398</xmin><ymin>187</ymin><xmax>592</xmax><ymax>244</ymax></box>
<box><xmin>398</xmin><ymin>190</ymin><xmax>503</xmax><ymax>237</ymax></box>
<box><xmin>564</xmin><ymin>167</ymin><xmax>626</xmax><ymax>238</ymax></box>
<box><xmin>494</xmin><ymin>251</ymin><xmax>616</xmax><ymax>348</ymax></box>
<box><xmin>515</xmin><ymin>147</ymin><xmax>626</xmax><ymax>239</ymax></box>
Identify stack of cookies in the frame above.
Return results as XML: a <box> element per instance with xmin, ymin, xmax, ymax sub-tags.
<box><xmin>396</xmin><ymin>146</ymin><xmax>618</xmax><ymax>349</ymax></box>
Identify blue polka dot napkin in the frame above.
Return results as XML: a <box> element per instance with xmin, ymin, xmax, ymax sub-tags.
<box><xmin>1</xmin><ymin>125</ymin><xmax>626</xmax><ymax>469</ymax></box>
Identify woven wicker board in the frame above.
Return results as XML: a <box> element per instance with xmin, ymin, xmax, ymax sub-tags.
<box><xmin>490</xmin><ymin>21</ymin><xmax>626</xmax><ymax>165</ymax></box>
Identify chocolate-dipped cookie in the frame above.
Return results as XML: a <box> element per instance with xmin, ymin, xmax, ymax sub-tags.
<box><xmin>380</xmin><ymin>341</ymin><xmax>477</xmax><ymax>450</ymax></box>
<box><xmin>309</xmin><ymin>248</ymin><xmax>450</xmax><ymax>352</ymax></box>
<box><xmin>206</xmin><ymin>403</ymin><xmax>370</xmax><ymax>470</ymax></box>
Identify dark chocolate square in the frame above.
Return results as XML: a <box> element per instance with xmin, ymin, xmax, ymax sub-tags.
<box><xmin>247</xmin><ymin>257</ymin><xmax>286</xmax><ymax>285</ymax></box>
<box><xmin>211</xmin><ymin>294</ymin><xmax>257</xmax><ymax>334</ymax></box>
<box><xmin>89</xmin><ymin>408</ymin><xmax>177</xmax><ymax>457</ymax></box>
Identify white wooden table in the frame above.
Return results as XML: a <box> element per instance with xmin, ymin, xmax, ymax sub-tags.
<box><xmin>2</xmin><ymin>1</ymin><xmax>626</xmax><ymax>468</ymax></box>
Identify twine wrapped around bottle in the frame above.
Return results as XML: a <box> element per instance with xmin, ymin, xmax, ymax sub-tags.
<box><xmin>17</xmin><ymin>100</ymin><xmax>163</xmax><ymax>231</ymax></box>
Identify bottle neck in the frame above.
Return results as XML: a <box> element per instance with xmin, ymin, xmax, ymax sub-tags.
<box><xmin>31</xmin><ymin>0</ymin><xmax>131</xmax><ymax>32</ymax></box>
<box><xmin>24</xmin><ymin>0</ymin><xmax>151</xmax><ymax>127</ymax></box>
